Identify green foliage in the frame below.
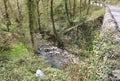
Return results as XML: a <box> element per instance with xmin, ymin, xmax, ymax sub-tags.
<box><xmin>42</xmin><ymin>68</ymin><xmax>68</xmax><ymax>81</ymax></box>
<box><xmin>0</xmin><ymin>32</ymin><xmax>16</xmax><ymax>53</ymax></box>
<box><xmin>0</xmin><ymin>39</ymin><xmax>68</xmax><ymax>81</ymax></box>
<box><xmin>0</xmin><ymin>22</ymin><xmax>18</xmax><ymax>32</ymax></box>
<box><xmin>1</xmin><ymin>0</ymin><xmax>118</xmax><ymax>81</ymax></box>
<box><xmin>9</xmin><ymin>43</ymin><xmax>28</xmax><ymax>59</ymax></box>
<box><xmin>0</xmin><ymin>55</ymin><xmax>47</xmax><ymax>81</ymax></box>
<box><xmin>64</xmin><ymin>14</ymin><xmax>103</xmax><ymax>58</ymax></box>
<box><xmin>0</xmin><ymin>37</ymin><xmax>10</xmax><ymax>52</ymax></box>
<box><xmin>65</xmin><ymin>29</ymin><xmax>113</xmax><ymax>81</ymax></box>
<box><xmin>0</xmin><ymin>42</ymin><xmax>28</xmax><ymax>59</ymax></box>
<box><xmin>0</xmin><ymin>51</ymin><xmax>68</xmax><ymax>81</ymax></box>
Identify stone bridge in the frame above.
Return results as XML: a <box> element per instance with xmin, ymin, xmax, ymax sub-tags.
<box><xmin>102</xmin><ymin>6</ymin><xmax>120</xmax><ymax>31</ymax></box>
<box><xmin>102</xmin><ymin>6</ymin><xmax>120</xmax><ymax>80</ymax></box>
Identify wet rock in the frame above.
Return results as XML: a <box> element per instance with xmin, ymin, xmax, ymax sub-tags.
<box><xmin>38</xmin><ymin>44</ymin><xmax>81</xmax><ymax>69</ymax></box>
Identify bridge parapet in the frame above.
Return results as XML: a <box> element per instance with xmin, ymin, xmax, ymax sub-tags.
<box><xmin>101</xmin><ymin>6</ymin><xmax>120</xmax><ymax>80</ymax></box>
<box><xmin>102</xmin><ymin>6</ymin><xmax>117</xmax><ymax>31</ymax></box>
<box><xmin>108</xmin><ymin>6</ymin><xmax>120</xmax><ymax>31</ymax></box>
<box><xmin>102</xmin><ymin>6</ymin><xmax>120</xmax><ymax>31</ymax></box>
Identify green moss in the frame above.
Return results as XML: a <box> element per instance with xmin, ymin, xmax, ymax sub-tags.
<box><xmin>9</xmin><ymin>43</ymin><xmax>28</xmax><ymax>59</ymax></box>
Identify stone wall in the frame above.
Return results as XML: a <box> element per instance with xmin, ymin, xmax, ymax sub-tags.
<box><xmin>102</xmin><ymin>7</ymin><xmax>117</xmax><ymax>32</ymax></box>
<box><xmin>101</xmin><ymin>6</ymin><xmax>120</xmax><ymax>80</ymax></box>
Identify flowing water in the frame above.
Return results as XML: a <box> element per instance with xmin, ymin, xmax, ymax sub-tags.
<box><xmin>38</xmin><ymin>43</ymin><xmax>81</xmax><ymax>69</ymax></box>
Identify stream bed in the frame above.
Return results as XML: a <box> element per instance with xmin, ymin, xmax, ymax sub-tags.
<box><xmin>38</xmin><ymin>43</ymin><xmax>81</xmax><ymax>69</ymax></box>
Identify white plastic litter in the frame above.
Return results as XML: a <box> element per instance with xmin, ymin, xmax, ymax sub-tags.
<box><xmin>36</xmin><ymin>69</ymin><xmax>45</xmax><ymax>78</ymax></box>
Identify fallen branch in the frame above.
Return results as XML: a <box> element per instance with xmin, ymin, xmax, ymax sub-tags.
<box><xmin>64</xmin><ymin>23</ymin><xmax>83</xmax><ymax>34</ymax></box>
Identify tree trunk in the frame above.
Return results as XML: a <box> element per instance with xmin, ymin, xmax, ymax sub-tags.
<box><xmin>16</xmin><ymin>0</ymin><xmax>23</xmax><ymax>27</ymax></box>
<box><xmin>36</xmin><ymin>0</ymin><xmax>42</xmax><ymax>34</ymax></box>
<box><xmin>79</xmin><ymin>0</ymin><xmax>82</xmax><ymax>16</ymax></box>
<box><xmin>50</xmin><ymin>0</ymin><xmax>57</xmax><ymax>42</ymax></box>
<box><xmin>27</xmin><ymin>0</ymin><xmax>36</xmax><ymax>48</ymax></box>
<box><xmin>68</xmin><ymin>0</ymin><xmax>72</xmax><ymax>18</ymax></box>
<box><xmin>16</xmin><ymin>0</ymin><xmax>22</xmax><ymax>20</ymax></box>
<box><xmin>3</xmin><ymin>0</ymin><xmax>11</xmax><ymax>32</ymax></box>
<box><xmin>73</xmin><ymin>0</ymin><xmax>76</xmax><ymax>17</ymax></box>
<box><xmin>87</xmin><ymin>0</ymin><xmax>91</xmax><ymax>15</ymax></box>
<box><xmin>64</xmin><ymin>0</ymin><xmax>71</xmax><ymax>26</ymax></box>
<box><xmin>84</xmin><ymin>0</ymin><xmax>87</xmax><ymax>10</ymax></box>
<box><xmin>50</xmin><ymin>0</ymin><xmax>64</xmax><ymax>48</ymax></box>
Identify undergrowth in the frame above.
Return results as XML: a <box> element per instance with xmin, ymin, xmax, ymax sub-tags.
<box><xmin>0</xmin><ymin>40</ymin><xmax>68</xmax><ymax>81</ymax></box>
